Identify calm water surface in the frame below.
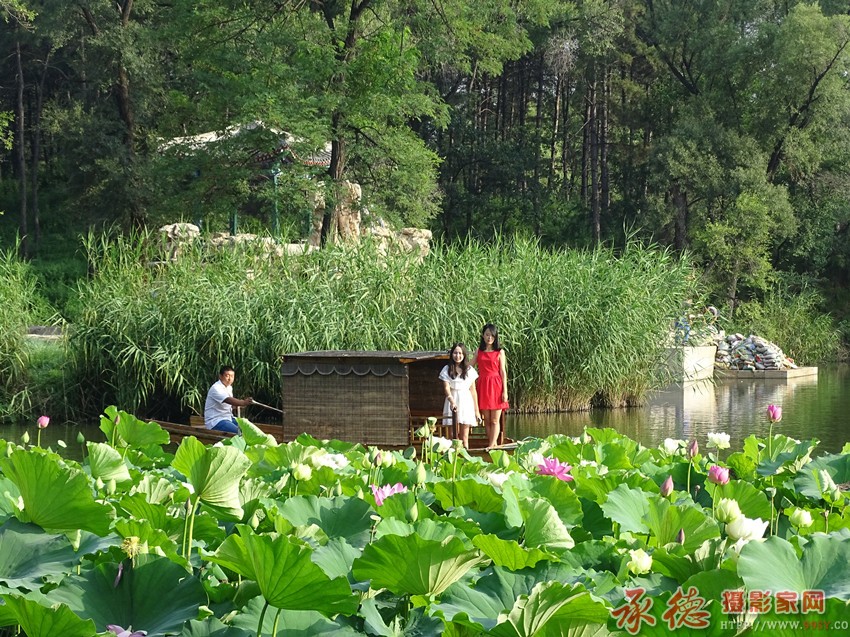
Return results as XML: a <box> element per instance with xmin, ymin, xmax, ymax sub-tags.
<box><xmin>507</xmin><ymin>364</ymin><xmax>850</xmax><ymax>454</ymax></box>
<box><xmin>7</xmin><ymin>365</ymin><xmax>849</xmax><ymax>458</ymax></box>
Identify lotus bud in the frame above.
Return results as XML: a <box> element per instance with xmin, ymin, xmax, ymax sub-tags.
<box><xmin>380</xmin><ymin>452</ymin><xmax>396</xmax><ymax>468</ymax></box>
<box><xmin>764</xmin><ymin>486</ymin><xmax>776</xmax><ymax>499</ymax></box>
<box><xmin>414</xmin><ymin>462</ymin><xmax>427</xmax><ymax>486</ymax></box>
<box><xmin>37</xmin><ymin>415</ymin><xmax>50</xmax><ymax>429</ymax></box>
<box><xmin>626</xmin><ymin>548</ymin><xmax>653</xmax><ymax>575</ymax></box>
<box><xmin>5</xmin><ymin>444</ymin><xmax>13</xmax><ymax>457</ymax></box>
<box><xmin>693</xmin><ymin>484</ymin><xmax>701</xmax><ymax>497</ymax></box>
<box><xmin>292</xmin><ymin>463</ymin><xmax>312</xmax><ymax>482</ymax></box>
<box><xmin>21</xmin><ymin>431</ymin><xmax>29</xmax><ymax>445</ymax></box>
<box><xmin>368</xmin><ymin>447</ymin><xmax>381</xmax><ymax>464</ymax></box>
<box><xmin>707</xmin><ymin>465</ymin><xmax>730</xmax><ymax>485</ymax></box>
<box><xmin>715</xmin><ymin>498</ymin><xmax>742</xmax><ymax>523</ymax></box>
<box><xmin>333</xmin><ymin>481</ymin><xmax>343</xmax><ymax>496</ymax></box>
<box><xmin>499</xmin><ymin>452</ymin><xmax>511</xmax><ymax>469</ymax></box>
<box><xmin>355</xmin><ymin>487</ymin><xmax>364</xmax><ymax>499</ymax></box>
<box><xmin>68</xmin><ymin>528</ymin><xmax>82</xmax><ymax>551</ymax></box>
<box><xmin>408</xmin><ymin>501</ymin><xmax>419</xmax><ymax>523</ymax></box>
<box><xmin>374</xmin><ymin>451</ymin><xmax>383</xmax><ymax>467</ymax></box>
<box><xmin>766</xmin><ymin>404</ymin><xmax>782</xmax><ymax>423</ymax></box>
<box><xmin>580</xmin><ymin>430</ymin><xmax>592</xmax><ymax>445</ymax></box>
<box><xmin>361</xmin><ymin>456</ymin><xmax>373</xmax><ymax>470</ymax></box>
<box><xmin>95</xmin><ymin>477</ymin><xmax>105</xmax><ymax>491</ymax></box>
<box><xmin>106</xmin><ymin>479</ymin><xmax>117</xmax><ymax>495</ymax></box>
<box><xmin>789</xmin><ymin>508</ymin><xmax>813</xmax><ymax>528</ymax></box>
<box><xmin>113</xmin><ymin>413</ymin><xmax>121</xmax><ymax>426</ymax></box>
<box><xmin>77</xmin><ymin>431</ymin><xmax>86</xmax><ymax>445</ymax></box>
<box><xmin>660</xmin><ymin>475</ymin><xmax>674</xmax><ymax>497</ymax></box>
<box><xmin>676</xmin><ymin>528</ymin><xmax>686</xmax><ymax>544</ymax></box>
<box><xmin>57</xmin><ymin>439</ymin><xmax>66</xmax><ymax>448</ymax></box>
<box><xmin>249</xmin><ymin>512</ymin><xmax>261</xmax><ymax>529</ymax></box>
<box><xmin>687</xmin><ymin>439</ymin><xmax>699</xmax><ymax>459</ymax></box>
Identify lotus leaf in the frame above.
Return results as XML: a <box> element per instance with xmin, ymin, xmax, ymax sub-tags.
<box><xmin>704</xmin><ymin>480</ymin><xmax>771</xmax><ymax>520</ymax></box>
<box><xmin>526</xmin><ymin>476</ymin><xmax>583</xmax><ymax>526</ymax></box>
<box><xmin>101</xmin><ymin>407</ymin><xmax>171</xmax><ymax>450</ymax></box>
<box><xmin>738</xmin><ymin>534</ymin><xmax>850</xmax><ymax>598</ymax></box>
<box><xmin>432</xmin><ymin>478</ymin><xmax>503</xmax><ymax>513</ymax></box>
<box><xmin>312</xmin><ymin>537</ymin><xmax>362</xmax><ymax>580</ymax></box>
<box><xmin>87</xmin><ymin>442</ymin><xmax>132</xmax><ymax>484</ymax></box>
<box><xmin>231</xmin><ymin>596</ymin><xmax>363</xmax><ymax>636</ymax></box>
<box><xmin>209</xmin><ymin>526</ymin><xmax>358</xmax><ymax>615</ymax></box>
<box><xmin>278</xmin><ymin>495</ymin><xmax>373</xmax><ymax>547</ymax></box>
<box><xmin>360</xmin><ymin>596</ymin><xmax>442</xmax><ymax>637</ymax></box>
<box><xmin>0</xmin><ymin>519</ymin><xmax>83</xmax><ymax>590</ymax></box>
<box><xmin>172</xmin><ymin>436</ymin><xmax>251</xmax><ymax>519</ymax></box>
<box><xmin>47</xmin><ymin>554</ymin><xmax>206</xmax><ymax>636</ymax></box>
<box><xmin>472</xmin><ymin>534</ymin><xmax>549</xmax><ymax>570</ymax></box>
<box><xmin>521</xmin><ymin>497</ymin><xmax>575</xmax><ymax>551</ymax></box>
<box><xmin>179</xmin><ymin>617</ymin><xmax>252</xmax><ymax>636</ymax></box>
<box><xmin>757</xmin><ymin>438</ymin><xmax>818</xmax><ymax>476</ymax></box>
<box><xmin>0</xmin><ymin>448</ymin><xmax>113</xmax><ymax>535</ymax></box>
<box><xmin>352</xmin><ymin>532</ymin><xmax>481</xmax><ymax>596</ymax></box>
<box><xmin>794</xmin><ymin>454</ymin><xmax>850</xmax><ymax>501</ymax></box>
<box><xmin>1</xmin><ymin>594</ymin><xmax>98</xmax><ymax>637</ymax></box>
<box><xmin>236</xmin><ymin>418</ymin><xmax>278</xmax><ymax>447</ymax></box>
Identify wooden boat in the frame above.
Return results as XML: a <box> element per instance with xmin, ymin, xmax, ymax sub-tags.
<box><xmin>154</xmin><ymin>349</ymin><xmax>513</xmax><ymax>452</ymax></box>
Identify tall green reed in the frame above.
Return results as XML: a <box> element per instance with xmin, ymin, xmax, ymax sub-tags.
<box><xmin>70</xmin><ymin>233</ymin><xmax>696</xmax><ymax>415</ymax></box>
<box><xmin>0</xmin><ymin>244</ymin><xmax>37</xmax><ymax>416</ymax></box>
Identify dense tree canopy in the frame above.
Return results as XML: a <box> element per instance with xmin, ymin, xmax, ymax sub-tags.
<box><xmin>3</xmin><ymin>0</ymin><xmax>850</xmax><ymax>315</ymax></box>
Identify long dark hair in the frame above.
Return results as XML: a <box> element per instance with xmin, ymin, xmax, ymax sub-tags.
<box><xmin>478</xmin><ymin>323</ymin><xmax>502</xmax><ymax>351</ymax></box>
<box><xmin>448</xmin><ymin>342</ymin><xmax>470</xmax><ymax>379</ymax></box>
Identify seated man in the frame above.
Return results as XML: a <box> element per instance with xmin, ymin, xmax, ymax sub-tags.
<box><xmin>204</xmin><ymin>365</ymin><xmax>253</xmax><ymax>433</ymax></box>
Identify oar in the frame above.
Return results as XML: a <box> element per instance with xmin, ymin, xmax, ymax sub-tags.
<box><xmin>251</xmin><ymin>400</ymin><xmax>283</xmax><ymax>414</ymax></box>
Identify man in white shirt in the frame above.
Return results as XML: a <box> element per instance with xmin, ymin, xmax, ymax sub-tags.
<box><xmin>204</xmin><ymin>365</ymin><xmax>254</xmax><ymax>432</ymax></box>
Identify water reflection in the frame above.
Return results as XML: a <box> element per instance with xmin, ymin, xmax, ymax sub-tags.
<box><xmin>507</xmin><ymin>365</ymin><xmax>848</xmax><ymax>454</ymax></box>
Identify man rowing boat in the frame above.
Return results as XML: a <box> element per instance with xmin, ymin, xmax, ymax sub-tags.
<box><xmin>204</xmin><ymin>365</ymin><xmax>254</xmax><ymax>432</ymax></box>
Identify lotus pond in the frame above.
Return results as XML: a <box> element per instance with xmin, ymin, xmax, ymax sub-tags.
<box><xmin>1</xmin><ymin>406</ymin><xmax>849</xmax><ymax>637</ymax></box>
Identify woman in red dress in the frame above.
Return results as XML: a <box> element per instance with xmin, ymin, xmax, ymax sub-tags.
<box><xmin>473</xmin><ymin>323</ymin><xmax>509</xmax><ymax>448</ymax></box>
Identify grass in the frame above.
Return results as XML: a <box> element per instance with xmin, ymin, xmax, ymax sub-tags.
<box><xmin>69</xmin><ymin>232</ymin><xmax>697</xmax><ymax>416</ymax></box>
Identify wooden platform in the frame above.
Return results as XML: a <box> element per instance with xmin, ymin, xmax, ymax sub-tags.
<box><xmin>715</xmin><ymin>366</ymin><xmax>818</xmax><ymax>380</ymax></box>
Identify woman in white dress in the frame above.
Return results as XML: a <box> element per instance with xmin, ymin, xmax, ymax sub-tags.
<box><xmin>439</xmin><ymin>343</ymin><xmax>481</xmax><ymax>449</ymax></box>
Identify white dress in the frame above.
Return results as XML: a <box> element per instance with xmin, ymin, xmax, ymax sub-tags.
<box><xmin>439</xmin><ymin>365</ymin><xmax>479</xmax><ymax>426</ymax></box>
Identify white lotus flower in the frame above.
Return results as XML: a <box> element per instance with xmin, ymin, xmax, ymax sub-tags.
<box><xmin>432</xmin><ymin>436</ymin><xmax>453</xmax><ymax>454</ymax></box>
<box><xmin>725</xmin><ymin>515</ymin><xmax>768</xmax><ymax>542</ymax></box>
<box><xmin>487</xmin><ymin>472</ymin><xmax>513</xmax><ymax>489</ymax></box>
<box><xmin>311</xmin><ymin>452</ymin><xmax>350</xmax><ymax>470</ymax></box>
<box><xmin>715</xmin><ymin>498</ymin><xmax>742</xmax><ymax>523</ymax></box>
<box><xmin>789</xmin><ymin>508</ymin><xmax>813</xmax><ymax>528</ymax></box>
<box><xmin>662</xmin><ymin>438</ymin><xmax>684</xmax><ymax>454</ymax></box>
<box><xmin>627</xmin><ymin>548</ymin><xmax>653</xmax><ymax>575</ymax></box>
<box><xmin>527</xmin><ymin>452</ymin><xmax>546</xmax><ymax>468</ymax></box>
<box><xmin>707</xmin><ymin>432</ymin><xmax>731</xmax><ymax>450</ymax></box>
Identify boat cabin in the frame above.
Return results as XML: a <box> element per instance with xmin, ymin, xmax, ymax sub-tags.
<box><xmin>281</xmin><ymin>350</ymin><xmax>449</xmax><ymax>447</ymax></box>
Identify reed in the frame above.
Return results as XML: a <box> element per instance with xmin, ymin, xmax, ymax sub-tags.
<box><xmin>0</xmin><ymin>246</ymin><xmax>37</xmax><ymax>416</ymax></box>
<box><xmin>70</xmin><ymin>232</ymin><xmax>696</xmax><ymax>414</ymax></box>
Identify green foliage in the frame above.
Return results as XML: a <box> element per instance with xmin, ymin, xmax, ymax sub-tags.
<box><xmin>0</xmin><ymin>246</ymin><xmax>37</xmax><ymax>416</ymax></box>
<box><xmin>732</xmin><ymin>283</ymin><xmax>841</xmax><ymax>364</ymax></box>
<box><xmin>70</xmin><ymin>233</ymin><xmax>695</xmax><ymax>413</ymax></box>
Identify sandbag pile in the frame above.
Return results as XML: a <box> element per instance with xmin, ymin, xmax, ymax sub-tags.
<box><xmin>715</xmin><ymin>333</ymin><xmax>798</xmax><ymax>370</ymax></box>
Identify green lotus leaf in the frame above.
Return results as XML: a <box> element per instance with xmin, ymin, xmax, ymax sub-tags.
<box><xmin>526</xmin><ymin>476</ymin><xmax>584</xmax><ymax>526</ymax></box>
<box><xmin>172</xmin><ymin>436</ymin><xmax>251</xmax><ymax>519</ymax></box>
<box><xmin>739</xmin><ymin>534</ymin><xmax>850</xmax><ymax>598</ymax></box>
<box><xmin>734</xmin><ymin>597</ymin><xmax>850</xmax><ymax>635</ymax></box>
<box><xmin>47</xmin><ymin>554</ymin><xmax>206</xmax><ymax>636</ymax></box>
<box><xmin>650</xmin><ymin>538</ymin><xmax>726</xmax><ymax>584</ymax></box>
<box><xmin>134</xmin><ymin>473</ymin><xmax>178</xmax><ymax>504</ymax></box>
<box><xmin>86</xmin><ymin>442</ymin><xmax>132</xmax><ymax>484</ymax></box>
<box><xmin>643</xmin><ymin>497</ymin><xmax>720</xmax><ymax>552</ymax></box>
<box><xmin>312</xmin><ymin>537</ymin><xmax>361</xmax><ymax>580</ymax></box>
<box><xmin>488</xmin><ymin>581</ymin><xmax>609</xmax><ymax>637</ymax></box>
<box><xmin>231</xmin><ymin>596</ymin><xmax>363</xmax><ymax>636</ymax></box>
<box><xmin>278</xmin><ymin>495</ymin><xmax>373</xmax><ymax>547</ymax></box>
<box><xmin>0</xmin><ymin>519</ymin><xmax>83</xmax><ymax>590</ymax></box>
<box><xmin>236</xmin><ymin>418</ymin><xmax>278</xmax><ymax>447</ymax></box>
<box><xmin>352</xmin><ymin>531</ymin><xmax>482</xmax><ymax>596</ymax></box>
<box><xmin>472</xmin><ymin>534</ymin><xmax>549</xmax><ymax>570</ymax></box>
<box><xmin>794</xmin><ymin>454</ymin><xmax>850</xmax><ymax>501</ymax></box>
<box><xmin>179</xmin><ymin>617</ymin><xmax>252</xmax><ymax>636</ymax></box>
<box><xmin>0</xmin><ymin>448</ymin><xmax>113</xmax><ymax>535</ymax></box>
<box><xmin>1</xmin><ymin>594</ymin><xmax>97</xmax><ymax>637</ymax></box>
<box><xmin>376</xmin><ymin>518</ymin><xmax>473</xmax><ymax>548</ymax></box>
<box><xmin>101</xmin><ymin>406</ymin><xmax>171</xmax><ymax>450</ymax></box>
<box><xmin>432</xmin><ymin>478</ymin><xmax>503</xmax><ymax>513</ymax></box>
<box><xmin>360</xmin><ymin>596</ymin><xmax>442</xmax><ymax>637</ymax></box>
<box><xmin>704</xmin><ymin>480</ymin><xmax>771</xmax><ymax>520</ymax></box>
<box><xmin>757</xmin><ymin>439</ymin><xmax>817</xmax><ymax>476</ymax></box>
<box><xmin>118</xmin><ymin>493</ymin><xmax>170</xmax><ymax>529</ymax></box>
<box><xmin>0</xmin><ymin>476</ymin><xmax>20</xmax><ymax>522</ymax></box>
<box><xmin>209</xmin><ymin>526</ymin><xmax>357</xmax><ymax>615</ymax></box>
<box><xmin>113</xmin><ymin>518</ymin><xmax>182</xmax><ymax>565</ymax></box>
<box><xmin>600</xmin><ymin>484</ymin><xmax>650</xmax><ymax>534</ymax></box>
<box><xmin>521</xmin><ymin>497</ymin><xmax>575</xmax><ymax>551</ymax></box>
<box><xmin>433</xmin><ymin>564</ymin><xmax>582</xmax><ymax>632</ymax></box>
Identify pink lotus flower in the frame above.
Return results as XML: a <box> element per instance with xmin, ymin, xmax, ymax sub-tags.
<box><xmin>536</xmin><ymin>457</ymin><xmax>574</xmax><ymax>482</ymax></box>
<box><xmin>370</xmin><ymin>483</ymin><xmax>408</xmax><ymax>506</ymax></box>
<box><xmin>660</xmin><ymin>475</ymin><xmax>674</xmax><ymax>497</ymax></box>
<box><xmin>707</xmin><ymin>465</ymin><xmax>730</xmax><ymax>485</ymax></box>
<box><xmin>687</xmin><ymin>439</ymin><xmax>699</xmax><ymax>458</ymax></box>
<box><xmin>37</xmin><ymin>415</ymin><xmax>49</xmax><ymax>429</ymax></box>
<box><xmin>767</xmin><ymin>404</ymin><xmax>782</xmax><ymax>423</ymax></box>
<box><xmin>676</xmin><ymin>528</ymin><xmax>685</xmax><ymax>544</ymax></box>
<box><xmin>107</xmin><ymin>626</ymin><xmax>147</xmax><ymax>637</ymax></box>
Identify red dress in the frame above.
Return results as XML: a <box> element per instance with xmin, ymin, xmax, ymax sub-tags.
<box><xmin>476</xmin><ymin>349</ymin><xmax>509</xmax><ymax>410</ymax></box>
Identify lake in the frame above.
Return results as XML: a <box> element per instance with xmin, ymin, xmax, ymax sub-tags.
<box><xmin>507</xmin><ymin>364</ymin><xmax>850</xmax><ymax>454</ymax></box>
<box><xmin>7</xmin><ymin>365</ymin><xmax>849</xmax><ymax>458</ymax></box>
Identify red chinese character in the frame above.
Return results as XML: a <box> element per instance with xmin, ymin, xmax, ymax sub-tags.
<box><xmin>748</xmin><ymin>590</ymin><xmax>772</xmax><ymax>614</ymax></box>
<box><xmin>722</xmin><ymin>589</ymin><xmax>745</xmax><ymax>614</ymax></box>
<box><xmin>662</xmin><ymin>586</ymin><xmax>710</xmax><ymax>629</ymax></box>
<box><xmin>775</xmin><ymin>591</ymin><xmax>799</xmax><ymax>614</ymax></box>
<box><xmin>611</xmin><ymin>588</ymin><xmax>657</xmax><ymax>635</ymax></box>
<box><xmin>802</xmin><ymin>590</ymin><xmax>825</xmax><ymax>614</ymax></box>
